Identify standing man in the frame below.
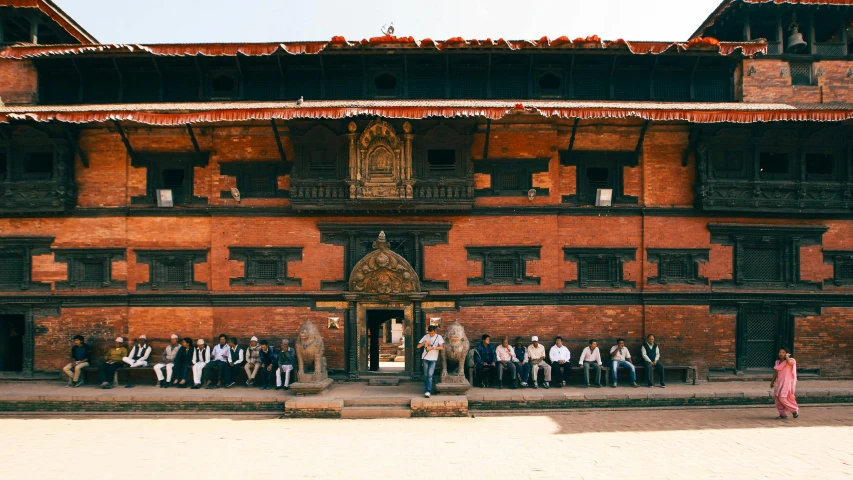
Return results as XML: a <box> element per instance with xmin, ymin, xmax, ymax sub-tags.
<box><xmin>258</xmin><ymin>340</ymin><xmax>277</xmax><ymax>390</ymax></box>
<box><xmin>610</xmin><ymin>338</ymin><xmax>639</xmax><ymax>388</ymax></box>
<box><xmin>474</xmin><ymin>334</ymin><xmax>497</xmax><ymax>388</ymax></box>
<box><xmin>153</xmin><ymin>334</ymin><xmax>181</xmax><ymax>388</ymax></box>
<box><xmin>276</xmin><ymin>339</ymin><xmax>296</xmax><ymax>390</ymax></box>
<box><xmin>416</xmin><ymin>325</ymin><xmax>444</xmax><ymax>398</ymax></box>
<box><xmin>527</xmin><ymin>336</ymin><xmax>551</xmax><ymax>389</ymax></box>
<box><xmin>98</xmin><ymin>337</ymin><xmax>127</xmax><ymax>389</ymax></box>
<box><xmin>190</xmin><ymin>339</ymin><xmax>210</xmax><ymax>389</ymax></box>
<box><xmin>203</xmin><ymin>334</ymin><xmax>230</xmax><ymax>389</ymax></box>
<box><xmin>224</xmin><ymin>337</ymin><xmax>245</xmax><ymax>388</ymax></box>
<box><xmin>494</xmin><ymin>336</ymin><xmax>518</xmax><ymax>389</ymax></box>
<box><xmin>641</xmin><ymin>334</ymin><xmax>666</xmax><ymax>388</ymax></box>
<box><xmin>62</xmin><ymin>335</ymin><xmax>90</xmax><ymax>388</ymax></box>
<box><xmin>512</xmin><ymin>336</ymin><xmax>530</xmax><ymax>388</ymax></box>
<box><xmin>549</xmin><ymin>336</ymin><xmax>572</xmax><ymax>387</ymax></box>
<box><xmin>244</xmin><ymin>336</ymin><xmax>261</xmax><ymax>386</ymax></box>
<box><xmin>578</xmin><ymin>339</ymin><xmax>603</xmax><ymax>387</ymax></box>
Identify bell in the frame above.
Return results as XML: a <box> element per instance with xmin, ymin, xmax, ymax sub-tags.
<box><xmin>787</xmin><ymin>30</ymin><xmax>807</xmax><ymax>52</ymax></box>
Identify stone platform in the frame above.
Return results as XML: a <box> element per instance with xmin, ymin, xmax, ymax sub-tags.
<box><xmin>0</xmin><ymin>379</ymin><xmax>851</xmax><ymax>417</ymax></box>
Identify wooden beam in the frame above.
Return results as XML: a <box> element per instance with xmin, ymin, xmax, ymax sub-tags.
<box><xmin>64</xmin><ymin>127</ymin><xmax>88</xmax><ymax>168</ymax></box>
<box><xmin>683</xmin><ymin>128</ymin><xmax>699</xmax><ymax>167</ymax></box>
<box><xmin>567</xmin><ymin>117</ymin><xmax>580</xmax><ymax>153</ymax></box>
<box><xmin>186</xmin><ymin>124</ymin><xmax>201</xmax><ymax>154</ymax></box>
<box><xmin>270</xmin><ymin>119</ymin><xmax>287</xmax><ymax>162</ymax></box>
<box><xmin>482</xmin><ymin>119</ymin><xmax>492</xmax><ymax>161</ymax></box>
<box><xmin>112</xmin><ymin>120</ymin><xmax>134</xmax><ymax>161</ymax></box>
<box><xmin>635</xmin><ymin>120</ymin><xmax>651</xmax><ymax>157</ymax></box>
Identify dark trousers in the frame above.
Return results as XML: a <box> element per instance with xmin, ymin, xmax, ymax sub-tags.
<box><xmin>475</xmin><ymin>364</ymin><xmax>496</xmax><ymax>387</ymax></box>
<box><xmin>173</xmin><ymin>362</ymin><xmax>189</xmax><ymax>382</ymax></box>
<box><xmin>583</xmin><ymin>361</ymin><xmax>602</xmax><ymax>386</ymax></box>
<box><xmin>552</xmin><ymin>362</ymin><xmax>572</xmax><ymax>384</ymax></box>
<box><xmin>644</xmin><ymin>361</ymin><xmax>666</xmax><ymax>386</ymax></box>
<box><xmin>98</xmin><ymin>362</ymin><xmax>122</xmax><ymax>383</ymax></box>
<box><xmin>496</xmin><ymin>361</ymin><xmax>517</xmax><ymax>386</ymax></box>
<box><xmin>225</xmin><ymin>364</ymin><xmax>242</xmax><ymax>384</ymax></box>
<box><xmin>514</xmin><ymin>362</ymin><xmax>530</xmax><ymax>383</ymax></box>
<box><xmin>259</xmin><ymin>365</ymin><xmax>275</xmax><ymax>387</ymax></box>
<box><xmin>203</xmin><ymin>360</ymin><xmax>228</xmax><ymax>384</ymax></box>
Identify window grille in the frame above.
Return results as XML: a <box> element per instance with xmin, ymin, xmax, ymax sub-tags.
<box><xmin>81</xmin><ymin>261</ymin><xmax>105</xmax><ymax>283</ymax></box>
<box><xmin>0</xmin><ymin>255</ymin><xmax>23</xmax><ymax>285</ymax></box>
<box><xmin>664</xmin><ymin>262</ymin><xmax>687</xmax><ymax>279</ymax></box>
<box><xmin>491</xmin><ymin>260</ymin><xmax>515</xmax><ymax>279</ymax></box>
<box><xmin>587</xmin><ymin>261</ymin><xmax>610</xmax><ymax>282</ymax></box>
<box><xmin>165</xmin><ymin>263</ymin><xmax>186</xmax><ymax>283</ymax></box>
<box><xmin>789</xmin><ymin>62</ymin><xmax>812</xmax><ymax>86</ymax></box>
<box><xmin>256</xmin><ymin>261</ymin><xmax>279</xmax><ymax>280</ymax></box>
<box><xmin>837</xmin><ymin>261</ymin><xmax>853</xmax><ymax>281</ymax></box>
<box><xmin>742</xmin><ymin>247</ymin><xmax>781</xmax><ymax>281</ymax></box>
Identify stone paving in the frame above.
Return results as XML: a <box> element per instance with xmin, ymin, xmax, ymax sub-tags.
<box><xmin>1</xmin><ymin>406</ymin><xmax>851</xmax><ymax>479</ymax></box>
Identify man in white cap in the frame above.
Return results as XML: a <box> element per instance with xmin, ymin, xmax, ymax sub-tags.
<box><xmin>526</xmin><ymin>336</ymin><xmax>551</xmax><ymax>389</ymax></box>
<box><xmin>276</xmin><ymin>339</ymin><xmax>296</xmax><ymax>390</ymax></box>
<box><xmin>98</xmin><ymin>337</ymin><xmax>127</xmax><ymax>389</ymax></box>
<box><xmin>190</xmin><ymin>338</ymin><xmax>210</xmax><ymax>389</ymax></box>
<box><xmin>153</xmin><ymin>334</ymin><xmax>181</xmax><ymax>388</ymax></box>
<box><xmin>123</xmin><ymin>335</ymin><xmax>152</xmax><ymax>368</ymax></box>
<box><xmin>244</xmin><ymin>336</ymin><xmax>261</xmax><ymax>386</ymax></box>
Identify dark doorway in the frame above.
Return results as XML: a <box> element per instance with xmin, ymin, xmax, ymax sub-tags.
<box><xmin>737</xmin><ymin>306</ymin><xmax>791</xmax><ymax>371</ymax></box>
<box><xmin>0</xmin><ymin>315</ymin><xmax>25</xmax><ymax>372</ymax></box>
<box><xmin>367</xmin><ymin>309</ymin><xmax>404</xmax><ymax>372</ymax></box>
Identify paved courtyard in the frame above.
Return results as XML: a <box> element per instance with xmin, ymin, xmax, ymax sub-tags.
<box><xmin>2</xmin><ymin>405</ymin><xmax>852</xmax><ymax>479</ymax></box>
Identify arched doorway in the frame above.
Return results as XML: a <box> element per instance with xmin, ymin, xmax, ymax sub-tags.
<box><xmin>343</xmin><ymin>232</ymin><xmax>427</xmax><ymax>378</ymax></box>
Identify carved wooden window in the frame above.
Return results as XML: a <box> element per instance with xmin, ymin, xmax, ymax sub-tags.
<box><xmin>564</xmin><ymin>248</ymin><xmax>636</xmax><ymax>289</ymax></box>
<box><xmin>427</xmin><ymin>150</ymin><xmax>457</xmax><ymax>177</ymax></box>
<box><xmin>135</xmin><ymin>250</ymin><xmax>208</xmax><ymax>291</ymax></box>
<box><xmin>804</xmin><ymin>152</ymin><xmax>838</xmax><ymax>181</ymax></box>
<box><xmin>54</xmin><ymin>249</ymin><xmax>126</xmax><ymax>290</ymax></box>
<box><xmin>219</xmin><ymin>162</ymin><xmax>291</xmax><ymax>199</ymax></box>
<box><xmin>709</xmin><ymin>224</ymin><xmax>826</xmax><ymax>290</ymax></box>
<box><xmin>467</xmin><ymin>246</ymin><xmax>541</xmax><ymax>286</ymax></box>
<box><xmin>228</xmin><ymin>247</ymin><xmax>302</xmax><ymax>287</ymax></box>
<box><xmin>758</xmin><ymin>151</ymin><xmax>792</xmax><ymax>180</ymax></box>
<box><xmin>292</xmin><ymin>126</ymin><xmax>347</xmax><ymax>181</ymax></box>
<box><xmin>789</xmin><ymin>61</ymin><xmax>813</xmax><ymax>86</ymax></box>
<box><xmin>535</xmin><ymin>71</ymin><xmax>563</xmax><ymax>98</ymax></box>
<box><xmin>371</xmin><ymin>71</ymin><xmax>401</xmax><ymax>98</ymax></box>
<box><xmin>131</xmin><ymin>153</ymin><xmax>209</xmax><ymax>206</ymax></box>
<box><xmin>647</xmin><ymin>249</ymin><xmax>709</xmax><ymax>286</ymax></box>
<box><xmin>0</xmin><ymin>237</ymin><xmax>53</xmax><ymax>292</ymax></box>
<box><xmin>711</xmin><ymin>149</ymin><xmax>749</xmax><ymax>180</ymax></box>
<box><xmin>208</xmin><ymin>71</ymin><xmax>240</xmax><ymax>100</ymax></box>
<box><xmin>560</xmin><ymin>151</ymin><xmax>637</xmax><ymax>205</ymax></box>
<box><xmin>823</xmin><ymin>251</ymin><xmax>853</xmax><ymax>287</ymax></box>
<box><xmin>414</xmin><ymin>123</ymin><xmax>471</xmax><ymax>181</ymax></box>
<box><xmin>474</xmin><ymin>159</ymin><xmax>549</xmax><ymax>197</ymax></box>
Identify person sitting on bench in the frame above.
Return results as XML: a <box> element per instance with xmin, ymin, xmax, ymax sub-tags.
<box><xmin>121</xmin><ymin>335</ymin><xmax>152</xmax><ymax>388</ymax></box>
<box><xmin>549</xmin><ymin>336</ymin><xmax>572</xmax><ymax>387</ymax></box>
<box><xmin>62</xmin><ymin>335</ymin><xmax>90</xmax><ymax>388</ymax></box>
<box><xmin>527</xmin><ymin>336</ymin><xmax>551</xmax><ymax>389</ymax></box>
<box><xmin>641</xmin><ymin>334</ymin><xmax>666</xmax><ymax>388</ymax></box>
<box><xmin>474</xmin><ymin>334</ymin><xmax>497</xmax><ymax>388</ymax></box>
<box><xmin>203</xmin><ymin>334</ymin><xmax>229</xmax><ymax>389</ymax></box>
<box><xmin>258</xmin><ymin>340</ymin><xmax>277</xmax><ymax>390</ymax></box>
<box><xmin>244</xmin><ymin>336</ymin><xmax>261</xmax><ymax>386</ymax></box>
<box><xmin>512</xmin><ymin>337</ymin><xmax>530</xmax><ymax>388</ymax></box>
<box><xmin>494</xmin><ymin>336</ymin><xmax>518</xmax><ymax>389</ymax></box>
<box><xmin>190</xmin><ymin>339</ymin><xmax>210</xmax><ymax>389</ymax></box>
<box><xmin>224</xmin><ymin>337</ymin><xmax>244</xmax><ymax>388</ymax></box>
<box><xmin>172</xmin><ymin>337</ymin><xmax>192</xmax><ymax>388</ymax></box>
<box><xmin>153</xmin><ymin>334</ymin><xmax>181</xmax><ymax>388</ymax></box>
<box><xmin>610</xmin><ymin>339</ymin><xmax>639</xmax><ymax>388</ymax></box>
<box><xmin>578</xmin><ymin>339</ymin><xmax>603</xmax><ymax>387</ymax></box>
<box><xmin>98</xmin><ymin>337</ymin><xmax>127</xmax><ymax>389</ymax></box>
<box><xmin>276</xmin><ymin>339</ymin><xmax>296</xmax><ymax>390</ymax></box>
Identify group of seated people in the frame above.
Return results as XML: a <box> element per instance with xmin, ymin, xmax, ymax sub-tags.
<box><xmin>62</xmin><ymin>334</ymin><xmax>297</xmax><ymax>391</ymax></box>
<box><xmin>471</xmin><ymin>334</ymin><xmax>667</xmax><ymax>389</ymax></box>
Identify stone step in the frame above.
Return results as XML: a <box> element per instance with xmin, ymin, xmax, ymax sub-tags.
<box><xmin>344</xmin><ymin>397</ymin><xmax>412</xmax><ymax>407</ymax></box>
<box><xmin>340</xmin><ymin>406</ymin><xmax>411</xmax><ymax>419</ymax></box>
<box><xmin>368</xmin><ymin>377</ymin><xmax>403</xmax><ymax>386</ymax></box>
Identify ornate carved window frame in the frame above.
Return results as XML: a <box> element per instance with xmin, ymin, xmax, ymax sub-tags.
<box><xmin>219</xmin><ymin>161</ymin><xmax>291</xmax><ymax>199</ymax></box>
<box><xmin>54</xmin><ymin>248</ymin><xmax>126</xmax><ymax>290</ymax></box>
<box><xmin>474</xmin><ymin>158</ymin><xmax>550</xmax><ymax>197</ymax></box>
<box><xmin>559</xmin><ymin>150</ymin><xmax>638</xmax><ymax>205</ymax></box>
<box><xmin>823</xmin><ymin>250</ymin><xmax>853</xmax><ymax>287</ymax></box>
<box><xmin>564</xmin><ymin>247</ymin><xmax>636</xmax><ymax>289</ymax></box>
<box><xmin>709</xmin><ymin>223</ymin><xmax>826</xmax><ymax>290</ymax></box>
<box><xmin>647</xmin><ymin>248</ymin><xmax>709</xmax><ymax>286</ymax></box>
<box><xmin>466</xmin><ymin>246</ymin><xmax>541</xmax><ymax>286</ymax></box>
<box><xmin>228</xmin><ymin>247</ymin><xmax>302</xmax><ymax>287</ymax></box>
<box><xmin>0</xmin><ymin>237</ymin><xmax>53</xmax><ymax>292</ymax></box>
<box><xmin>130</xmin><ymin>153</ymin><xmax>209</xmax><ymax>206</ymax></box>
<box><xmin>134</xmin><ymin>250</ymin><xmax>208</xmax><ymax>291</ymax></box>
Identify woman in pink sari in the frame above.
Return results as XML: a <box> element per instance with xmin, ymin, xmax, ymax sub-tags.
<box><xmin>770</xmin><ymin>348</ymin><xmax>799</xmax><ymax>419</ymax></box>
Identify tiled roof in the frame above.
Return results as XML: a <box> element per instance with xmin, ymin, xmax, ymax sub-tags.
<box><xmin>0</xmin><ymin>0</ymin><xmax>97</xmax><ymax>44</ymax></box>
<box><xmin>692</xmin><ymin>0</ymin><xmax>853</xmax><ymax>39</ymax></box>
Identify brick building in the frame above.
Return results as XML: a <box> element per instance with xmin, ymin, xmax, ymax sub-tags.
<box><xmin>0</xmin><ymin>0</ymin><xmax>851</xmax><ymax>381</ymax></box>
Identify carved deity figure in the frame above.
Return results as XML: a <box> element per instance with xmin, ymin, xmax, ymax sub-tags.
<box><xmin>440</xmin><ymin>320</ymin><xmax>470</xmax><ymax>379</ymax></box>
<box><xmin>295</xmin><ymin>319</ymin><xmax>327</xmax><ymax>381</ymax></box>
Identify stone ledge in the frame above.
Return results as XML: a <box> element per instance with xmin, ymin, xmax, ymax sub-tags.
<box><xmin>283</xmin><ymin>398</ymin><xmax>343</xmax><ymax>418</ymax></box>
<box><xmin>411</xmin><ymin>396</ymin><xmax>467</xmax><ymax>417</ymax></box>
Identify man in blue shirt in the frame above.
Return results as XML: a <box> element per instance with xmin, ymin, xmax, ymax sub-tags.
<box><xmin>474</xmin><ymin>334</ymin><xmax>497</xmax><ymax>388</ymax></box>
<box><xmin>512</xmin><ymin>336</ymin><xmax>530</xmax><ymax>388</ymax></box>
<box><xmin>62</xmin><ymin>335</ymin><xmax>90</xmax><ymax>388</ymax></box>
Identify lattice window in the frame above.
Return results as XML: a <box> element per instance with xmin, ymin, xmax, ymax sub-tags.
<box><xmin>475</xmin><ymin>159</ymin><xmax>548</xmax><ymax>197</ymax></box>
<box><xmin>664</xmin><ymin>262</ymin><xmax>686</xmax><ymax>279</ymax></box>
<box><xmin>256</xmin><ymin>260</ymin><xmax>279</xmax><ymax>280</ymax></box>
<box><xmin>81</xmin><ymin>261</ymin><xmax>105</xmax><ymax>283</ymax></box>
<box><xmin>742</xmin><ymin>311</ymin><xmax>777</xmax><ymax>369</ymax></box>
<box><xmin>499</xmin><ymin>172</ymin><xmax>521</xmax><ymax>191</ymax></box>
<box><xmin>491</xmin><ymin>260</ymin><xmax>515</xmax><ymax>279</ymax></box>
<box><xmin>564</xmin><ymin>248</ymin><xmax>636</xmax><ymax>289</ymax></box>
<box><xmin>228</xmin><ymin>247</ymin><xmax>301</xmax><ymax>287</ymax></box>
<box><xmin>838</xmin><ymin>262</ymin><xmax>853</xmax><ymax>281</ymax></box>
<box><xmin>790</xmin><ymin>62</ymin><xmax>813</xmax><ymax>86</ymax></box>
<box><xmin>164</xmin><ymin>263</ymin><xmax>186</xmax><ymax>283</ymax></box>
<box><xmin>587</xmin><ymin>261</ymin><xmax>610</xmax><ymax>282</ymax></box>
<box><xmin>467</xmin><ymin>247</ymin><xmax>540</xmax><ymax>286</ymax></box>
<box><xmin>0</xmin><ymin>255</ymin><xmax>24</xmax><ymax>285</ymax></box>
<box><xmin>742</xmin><ymin>247</ymin><xmax>781</xmax><ymax>282</ymax></box>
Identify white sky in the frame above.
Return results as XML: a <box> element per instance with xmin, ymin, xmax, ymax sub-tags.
<box><xmin>55</xmin><ymin>0</ymin><xmax>724</xmax><ymax>44</ymax></box>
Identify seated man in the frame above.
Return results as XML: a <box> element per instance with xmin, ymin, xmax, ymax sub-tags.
<box><xmin>512</xmin><ymin>336</ymin><xmax>530</xmax><ymax>387</ymax></box>
<box><xmin>62</xmin><ymin>335</ymin><xmax>90</xmax><ymax>388</ymax></box>
<box><xmin>244</xmin><ymin>336</ymin><xmax>261</xmax><ymax>386</ymax></box>
<box><xmin>98</xmin><ymin>337</ymin><xmax>127</xmax><ymax>389</ymax></box>
<box><xmin>610</xmin><ymin>338</ymin><xmax>639</xmax><ymax>388</ymax></box>
<box><xmin>474</xmin><ymin>334</ymin><xmax>497</xmax><ymax>388</ymax></box>
<box><xmin>190</xmin><ymin>339</ymin><xmax>210</xmax><ymax>389</ymax></box>
<box><xmin>203</xmin><ymin>334</ymin><xmax>230</xmax><ymax>389</ymax></box>
<box><xmin>153</xmin><ymin>334</ymin><xmax>181</xmax><ymax>388</ymax></box>
<box><xmin>578</xmin><ymin>339</ymin><xmax>603</xmax><ymax>387</ymax></box>
<box><xmin>527</xmin><ymin>336</ymin><xmax>551</xmax><ymax>389</ymax></box>
<box><xmin>224</xmin><ymin>337</ymin><xmax>245</xmax><ymax>388</ymax></box>
<box><xmin>641</xmin><ymin>334</ymin><xmax>666</xmax><ymax>388</ymax></box>
<box><xmin>172</xmin><ymin>337</ymin><xmax>192</xmax><ymax>388</ymax></box>
<box><xmin>276</xmin><ymin>339</ymin><xmax>296</xmax><ymax>390</ymax></box>
<box><xmin>549</xmin><ymin>336</ymin><xmax>572</xmax><ymax>387</ymax></box>
<box><xmin>121</xmin><ymin>335</ymin><xmax>152</xmax><ymax>388</ymax></box>
<box><xmin>258</xmin><ymin>340</ymin><xmax>277</xmax><ymax>390</ymax></box>
<box><xmin>494</xmin><ymin>336</ymin><xmax>518</xmax><ymax>389</ymax></box>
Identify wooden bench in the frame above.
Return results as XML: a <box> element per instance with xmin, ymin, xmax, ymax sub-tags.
<box><xmin>601</xmin><ymin>363</ymin><xmax>698</xmax><ymax>386</ymax></box>
<box><xmin>81</xmin><ymin>364</ymin><xmax>255</xmax><ymax>387</ymax></box>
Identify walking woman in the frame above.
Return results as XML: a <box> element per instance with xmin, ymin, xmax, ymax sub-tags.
<box><xmin>770</xmin><ymin>348</ymin><xmax>799</xmax><ymax>419</ymax></box>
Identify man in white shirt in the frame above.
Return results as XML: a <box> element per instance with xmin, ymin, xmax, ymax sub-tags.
<box><xmin>641</xmin><ymin>334</ymin><xmax>666</xmax><ymax>388</ymax></box>
<box><xmin>416</xmin><ymin>325</ymin><xmax>444</xmax><ymax>398</ymax></box>
<box><xmin>244</xmin><ymin>336</ymin><xmax>261</xmax><ymax>386</ymax></box>
<box><xmin>526</xmin><ymin>336</ymin><xmax>550</xmax><ymax>389</ymax></box>
<box><xmin>203</xmin><ymin>334</ymin><xmax>230</xmax><ymax>389</ymax></box>
<box><xmin>609</xmin><ymin>338</ymin><xmax>639</xmax><ymax>388</ymax></box>
<box><xmin>153</xmin><ymin>334</ymin><xmax>181</xmax><ymax>388</ymax></box>
<box><xmin>122</xmin><ymin>334</ymin><xmax>152</xmax><ymax>388</ymax></box>
<box><xmin>190</xmin><ymin>339</ymin><xmax>210</xmax><ymax>389</ymax></box>
<box><xmin>578</xmin><ymin>339</ymin><xmax>603</xmax><ymax>387</ymax></box>
<box><xmin>495</xmin><ymin>336</ymin><xmax>519</xmax><ymax>389</ymax></box>
<box><xmin>549</xmin><ymin>336</ymin><xmax>572</xmax><ymax>387</ymax></box>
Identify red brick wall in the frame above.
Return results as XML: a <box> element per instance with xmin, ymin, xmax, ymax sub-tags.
<box><xmin>741</xmin><ymin>58</ymin><xmax>853</xmax><ymax>104</ymax></box>
<box><xmin>0</xmin><ymin>59</ymin><xmax>37</xmax><ymax>105</ymax></box>
<box><xmin>796</xmin><ymin>307</ymin><xmax>853</xmax><ymax>375</ymax></box>
<box><xmin>644</xmin><ymin>305</ymin><xmax>737</xmax><ymax>373</ymax></box>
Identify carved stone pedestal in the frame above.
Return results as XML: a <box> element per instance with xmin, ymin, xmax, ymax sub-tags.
<box><xmin>290</xmin><ymin>376</ymin><xmax>334</xmax><ymax>396</ymax></box>
<box><xmin>436</xmin><ymin>375</ymin><xmax>472</xmax><ymax>394</ymax></box>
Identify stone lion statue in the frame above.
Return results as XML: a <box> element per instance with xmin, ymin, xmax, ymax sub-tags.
<box><xmin>440</xmin><ymin>320</ymin><xmax>470</xmax><ymax>380</ymax></box>
<box><xmin>295</xmin><ymin>319</ymin><xmax>327</xmax><ymax>381</ymax></box>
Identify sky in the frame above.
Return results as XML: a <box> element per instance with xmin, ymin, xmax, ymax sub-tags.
<box><xmin>54</xmin><ymin>0</ymin><xmax>724</xmax><ymax>44</ymax></box>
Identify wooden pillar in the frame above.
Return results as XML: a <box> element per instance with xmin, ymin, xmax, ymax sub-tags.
<box><xmin>345</xmin><ymin>295</ymin><xmax>358</xmax><ymax>379</ymax></box>
<box><xmin>412</xmin><ymin>299</ymin><xmax>423</xmax><ymax>379</ymax></box>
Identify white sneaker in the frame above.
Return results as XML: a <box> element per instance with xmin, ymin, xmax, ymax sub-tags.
<box><xmin>424</xmin><ymin>392</ymin><xmax>431</xmax><ymax>398</ymax></box>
